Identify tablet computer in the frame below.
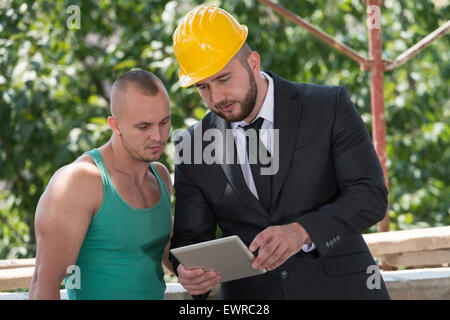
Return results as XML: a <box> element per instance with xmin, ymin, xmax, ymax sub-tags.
<box><xmin>170</xmin><ymin>235</ymin><xmax>267</xmax><ymax>283</ymax></box>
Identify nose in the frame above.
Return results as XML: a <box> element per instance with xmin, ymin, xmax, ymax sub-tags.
<box><xmin>209</xmin><ymin>84</ymin><xmax>225</xmax><ymax>106</ymax></box>
<box><xmin>149</xmin><ymin>125</ymin><xmax>162</xmax><ymax>142</ymax></box>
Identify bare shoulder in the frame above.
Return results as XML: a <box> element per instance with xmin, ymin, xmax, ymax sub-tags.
<box><xmin>47</xmin><ymin>154</ymin><xmax>101</xmax><ymax>197</ymax></box>
<box><xmin>152</xmin><ymin>161</ymin><xmax>172</xmax><ymax>194</ymax></box>
<box><xmin>36</xmin><ymin>154</ymin><xmax>102</xmax><ymax>224</ymax></box>
<box><xmin>33</xmin><ymin>153</ymin><xmax>103</xmax><ymax>278</ymax></box>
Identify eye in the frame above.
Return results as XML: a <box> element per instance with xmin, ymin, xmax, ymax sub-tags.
<box><xmin>218</xmin><ymin>77</ymin><xmax>230</xmax><ymax>83</ymax></box>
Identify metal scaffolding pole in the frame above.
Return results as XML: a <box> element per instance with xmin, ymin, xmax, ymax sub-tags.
<box><xmin>367</xmin><ymin>0</ymin><xmax>389</xmax><ymax>232</ymax></box>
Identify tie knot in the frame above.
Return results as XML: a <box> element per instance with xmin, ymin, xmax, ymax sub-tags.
<box><xmin>240</xmin><ymin>117</ymin><xmax>264</xmax><ymax>132</ymax></box>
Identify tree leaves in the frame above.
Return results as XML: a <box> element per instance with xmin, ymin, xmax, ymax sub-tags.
<box><xmin>0</xmin><ymin>0</ymin><xmax>448</xmax><ymax>258</ymax></box>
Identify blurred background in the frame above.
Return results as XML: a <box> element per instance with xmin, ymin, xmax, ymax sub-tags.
<box><xmin>0</xmin><ymin>0</ymin><xmax>449</xmax><ymax>260</ymax></box>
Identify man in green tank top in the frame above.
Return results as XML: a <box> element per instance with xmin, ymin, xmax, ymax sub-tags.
<box><xmin>29</xmin><ymin>70</ymin><xmax>173</xmax><ymax>300</ymax></box>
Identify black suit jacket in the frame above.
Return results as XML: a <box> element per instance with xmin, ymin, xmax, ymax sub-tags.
<box><xmin>170</xmin><ymin>72</ymin><xmax>390</xmax><ymax>299</ymax></box>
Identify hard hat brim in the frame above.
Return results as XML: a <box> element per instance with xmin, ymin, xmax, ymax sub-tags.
<box><xmin>178</xmin><ymin>25</ymin><xmax>248</xmax><ymax>88</ymax></box>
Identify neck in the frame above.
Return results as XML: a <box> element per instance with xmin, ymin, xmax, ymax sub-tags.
<box><xmin>102</xmin><ymin>137</ymin><xmax>150</xmax><ymax>183</ymax></box>
<box><xmin>243</xmin><ymin>73</ymin><xmax>269</xmax><ymax>123</ymax></box>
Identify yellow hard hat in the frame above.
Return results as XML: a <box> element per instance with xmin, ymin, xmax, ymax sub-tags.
<box><xmin>173</xmin><ymin>5</ymin><xmax>248</xmax><ymax>87</ymax></box>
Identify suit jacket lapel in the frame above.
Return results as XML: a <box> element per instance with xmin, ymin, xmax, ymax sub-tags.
<box><xmin>212</xmin><ymin>115</ymin><xmax>268</xmax><ymax>216</ymax></box>
<box><xmin>268</xmin><ymin>72</ymin><xmax>303</xmax><ymax>208</ymax></box>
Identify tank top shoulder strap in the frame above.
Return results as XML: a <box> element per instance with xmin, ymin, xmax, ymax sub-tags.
<box><xmin>149</xmin><ymin>163</ymin><xmax>170</xmax><ymax>205</ymax></box>
<box><xmin>85</xmin><ymin>148</ymin><xmax>113</xmax><ymax>188</ymax></box>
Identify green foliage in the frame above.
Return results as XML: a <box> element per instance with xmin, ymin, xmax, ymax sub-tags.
<box><xmin>0</xmin><ymin>0</ymin><xmax>448</xmax><ymax>258</ymax></box>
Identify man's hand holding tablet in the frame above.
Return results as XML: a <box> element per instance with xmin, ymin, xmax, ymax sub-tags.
<box><xmin>177</xmin><ymin>264</ymin><xmax>221</xmax><ymax>296</ymax></box>
<box><xmin>171</xmin><ymin>235</ymin><xmax>267</xmax><ymax>296</ymax></box>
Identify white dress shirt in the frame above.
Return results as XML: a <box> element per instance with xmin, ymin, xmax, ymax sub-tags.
<box><xmin>231</xmin><ymin>72</ymin><xmax>316</xmax><ymax>253</ymax></box>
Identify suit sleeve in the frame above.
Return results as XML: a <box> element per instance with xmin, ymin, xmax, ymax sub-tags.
<box><xmin>296</xmin><ymin>86</ymin><xmax>388</xmax><ymax>257</ymax></box>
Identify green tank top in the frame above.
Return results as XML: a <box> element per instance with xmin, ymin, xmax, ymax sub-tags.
<box><xmin>64</xmin><ymin>149</ymin><xmax>172</xmax><ymax>300</ymax></box>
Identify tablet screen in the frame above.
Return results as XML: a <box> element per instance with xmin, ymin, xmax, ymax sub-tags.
<box><xmin>170</xmin><ymin>235</ymin><xmax>267</xmax><ymax>282</ymax></box>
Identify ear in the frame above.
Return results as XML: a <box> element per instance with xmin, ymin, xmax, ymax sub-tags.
<box><xmin>247</xmin><ymin>51</ymin><xmax>261</xmax><ymax>77</ymax></box>
<box><xmin>107</xmin><ymin>116</ymin><xmax>121</xmax><ymax>136</ymax></box>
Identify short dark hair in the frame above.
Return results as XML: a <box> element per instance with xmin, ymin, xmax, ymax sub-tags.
<box><xmin>109</xmin><ymin>69</ymin><xmax>164</xmax><ymax>118</ymax></box>
<box><xmin>234</xmin><ymin>42</ymin><xmax>252</xmax><ymax>65</ymax></box>
<box><xmin>111</xmin><ymin>69</ymin><xmax>161</xmax><ymax>98</ymax></box>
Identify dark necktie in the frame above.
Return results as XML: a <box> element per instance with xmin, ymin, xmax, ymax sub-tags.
<box><xmin>240</xmin><ymin>117</ymin><xmax>272</xmax><ymax>211</ymax></box>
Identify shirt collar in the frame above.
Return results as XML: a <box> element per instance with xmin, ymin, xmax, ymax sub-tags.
<box><xmin>231</xmin><ymin>71</ymin><xmax>274</xmax><ymax>129</ymax></box>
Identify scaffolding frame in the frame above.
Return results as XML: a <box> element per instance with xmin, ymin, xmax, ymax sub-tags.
<box><xmin>258</xmin><ymin>0</ymin><xmax>450</xmax><ymax>232</ymax></box>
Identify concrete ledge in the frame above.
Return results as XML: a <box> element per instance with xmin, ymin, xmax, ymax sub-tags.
<box><xmin>1</xmin><ymin>268</ymin><xmax>449</xmax><ymax>300</ymax></box>
<box><xmin>363</xmin><ymin>226</ymin><xmax>450</xmax><ymax>268</ymax></box>
<box><xmin>0</xmin><ymin>259</ymin><xmax>36</xmax><ymax>270</ymax></box>
<box><xmin>382</xmin><ymin>267</ymin><xmax>450</xmax><ymax>299</ymax></box>
<box><xmin>363</xmin><ymin>226</ymin><xmax>450</xmax><ymax>256</ymax></box>
<box><xmin>0</xmin><ymin>267</ymin><xmax>35</xmax><ymax>291</ymax></box>
<box><xmin>165</xmin><ymin>283</ymin><xmax>193</xmax><ymax>300</ymax></box>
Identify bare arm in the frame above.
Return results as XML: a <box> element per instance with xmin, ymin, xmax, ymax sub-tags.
<box><xmin>29</xmin><ymin>162</ymin><xmax>100</xmax><ymax>299</ymax></box>
<box><xmin>162</xmin><ymin>216</ymin><xmax>174</xmax><ymax>274</ymax></box>
<box><xmin>153</xmin><ymin>162</ymin><xmax>174</xmax><ymax>274</ymax></box>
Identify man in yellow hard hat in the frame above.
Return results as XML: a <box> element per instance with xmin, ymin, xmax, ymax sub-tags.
<box><xmin>170</xmin><ymin>5</ymin><xmax>390</xmax><ymax>300</ymax></box>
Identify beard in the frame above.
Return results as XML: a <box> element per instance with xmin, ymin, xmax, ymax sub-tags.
<box><xmin>211</xmin><ymin>63</ymin><xmax>258</xmax><ymax>123</ymax></box>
